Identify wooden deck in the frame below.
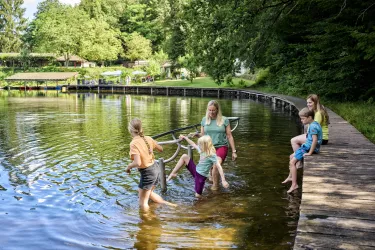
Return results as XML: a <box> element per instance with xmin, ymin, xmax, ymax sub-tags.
<box><xmin>292</xmin><ymin>109</ymin><xmax>375</xmax><ymax>249</ymax></box>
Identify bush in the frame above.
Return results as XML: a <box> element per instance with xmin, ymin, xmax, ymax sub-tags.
<box><xmin>225</xmin><ymin>74</ymin><xmax>234</xmax><ymax>86</ymax></box>
<box><xmin>238</xmin><ymin>79</ymin><xmax>246</xmax><ymax>87</ymax></box>
<box><xmin>255</xmin><ymin>68</ymin><xmax>269</xmax><ymax>86</ymax></box>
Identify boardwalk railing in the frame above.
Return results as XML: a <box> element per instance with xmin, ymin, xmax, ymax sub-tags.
<box><xmin>152</xmin><ymin>117</ymin><xmax>240</xmax><ymax>191</ymax></box>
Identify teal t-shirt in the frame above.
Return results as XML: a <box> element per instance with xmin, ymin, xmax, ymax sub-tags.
<box><xmin>201</xmin><ymin>117</ymin><xmax>230</xmax><ymax>148</ymax></box>
<box><xmin>196</xmin><ymin>147</ymin><xmax>218</xmax><ymax>177</ymax></box>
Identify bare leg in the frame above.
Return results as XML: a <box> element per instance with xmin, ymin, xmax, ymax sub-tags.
<box><xmin>291</xmin><ymin>134</ymin><xmax>306</xmax><ymax>152</ymax></box>
<box><xmin>167</xmin><ymin>154</ymin><xmax>190</xmax><ymax>181</ymax></box>
<box><xmin>138</xmin><ymin>188</ymin><xmax>152</xmax><ymax>211</ymax></box>
<box><xmin>211</xmin><ymin>157</ymin><xmax>223</xmax><ymax>190</ymax></box>
<box><xmin>282</xmin><ymin>153</ymin><xmax>295</xmax><ymax>184</ymax></box>
<box><xmin>149</xmin><ymin>186</ymin><xmax>177</xmax><ymax>207</ymax></box>
<box><xmin>287</xmin><ymin>158</ymin><xmax>299</xmax><ymax>193</ymax></box>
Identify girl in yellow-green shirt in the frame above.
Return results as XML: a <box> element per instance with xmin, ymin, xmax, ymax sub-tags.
<box><xmin>291</xmin><ymin>94</ymin><xmax>330</xmax><ymax>152</ymax></box>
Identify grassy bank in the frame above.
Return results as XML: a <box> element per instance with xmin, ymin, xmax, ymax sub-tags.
<box><xmin>141</xmin><ymin>77</ymin><xmax>254</xmax><ymax>88</ymax></box>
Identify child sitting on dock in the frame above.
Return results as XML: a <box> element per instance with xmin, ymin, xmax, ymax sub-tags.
<box><xmin>282</xmin><ymin>107</ymin><xmax>322</xmax><ymax>193</ymax></box>
<box><xmin>167</xmin><ymin>135</ymin><xmax>229</xmax><ymax>197</ymax></box>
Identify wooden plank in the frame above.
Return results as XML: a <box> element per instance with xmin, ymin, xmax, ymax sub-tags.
<box><xmin>294</xmin><ymin>232</ymin><xmax>375</xmax><ymax>250</ymax></box>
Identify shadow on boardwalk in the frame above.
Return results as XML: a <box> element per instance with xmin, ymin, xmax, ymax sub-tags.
<box><xmin>284</xmin><ymin>98</ymin><xmax>375</xmax><ymax>249</ymax></box>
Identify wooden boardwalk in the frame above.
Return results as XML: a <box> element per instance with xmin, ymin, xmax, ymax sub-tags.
<box><xmin>289</xmin><ymin>105</ymin><xmax>375</xmax><ymax>249</ymax></box>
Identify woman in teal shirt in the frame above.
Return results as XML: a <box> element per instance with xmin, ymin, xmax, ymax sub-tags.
<box><xmin>198</xmin><ymin>100</ymin><xmax>237</xmax><ymax>190</ymax></box>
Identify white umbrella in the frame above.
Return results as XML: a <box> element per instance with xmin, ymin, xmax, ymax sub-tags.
<box><xmin>100</xmin><ymin>70</ymin><xmax>122</xmax><ymax>76</ymax></box>
<box><xmin>132</xmin><ymin>70</ymin><xmax>147</xmax><ymax>75</ymax></box>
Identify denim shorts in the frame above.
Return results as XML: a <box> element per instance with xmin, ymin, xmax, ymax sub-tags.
<box><xmin>138</xmin><ymin>162</ymin><xmax>160</xmax><ymax>190</ymax></box>
<box><xmin>295</xmin><ymin>145</ymin><xmax>309</xmax><ymax>161</ymax></box>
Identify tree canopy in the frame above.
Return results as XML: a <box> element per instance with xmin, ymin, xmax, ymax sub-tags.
<box><xmin>1</xmin><ymin>0</ymin><xmax>374</xmax><ymax>101</ymax></box>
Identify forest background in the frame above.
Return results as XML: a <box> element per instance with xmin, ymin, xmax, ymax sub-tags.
<box><xmin>0</xmin><ymin>0</ymin><xmax>374</xmax><ymax>142</ymax></box>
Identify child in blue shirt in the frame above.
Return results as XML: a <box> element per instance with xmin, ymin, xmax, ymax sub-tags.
<box><xmin>282</xmin><ymin>107</ymin><xmax>322</xmax><ymax>193</ymax></box>
<box><xmin>167</xmin><ymin>135</ymin><xmax>229</xmax><ymax>197</ymax></box>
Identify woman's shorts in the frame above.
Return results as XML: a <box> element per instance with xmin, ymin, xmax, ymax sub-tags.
<box><xmin>138</xmin><ymin>162</ymin><xmax>160</xmax><ymax>190</ymax></box>
<box><xmin>322</xmin><ymin>140</ymin><xmax>328</xmax><ymax>145</ymax></box>
<box><xmin>215</xmin><ymin>146</ymin><xmax>228</xmax><ymax>162</ymax></box>
<box><xmin>186</xmin><ymin>159</ymin><xmax>207</xmax><ymax>195</ymax></box>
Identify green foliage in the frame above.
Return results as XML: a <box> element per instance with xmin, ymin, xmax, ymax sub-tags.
<box><xmin>123</xmin><ymin>32</ymin><xmax>152</xmax><ymax>61</ymax></box>
<box><xmin>238</xmin><ymin>79</ymin><xmax>246</xmax><ymax>87</ymax></box>
<box><xmin>118</xmin><ymin>2</ymin><xmax>164</xmax><ymax>51</ymax></box>
<box><xmin>79</xmin><ymin>19</ymin><xmax>122</xmax><ymax>62</ymax></box>
<box><xmin>327</xmin><ymin>101</ymin><xmax>375</xmax><ymax>143</ymax></box>
<box><xmin>178</xmin><ymin>53</ymin><xmax>199</xmax><ymax>82</ymax></box>
<box><xmin>254</xmin><ymin>68</ymin><xmax>269</xmax><ymax>86</ymax></box>
<box><xmin>0</xmin><ymin>0</ymin><xmax>27</xmax><ymax>52</ymax></box>
<box><xmin>225</xmin><ymin>74</ymin><xmax>234</xmax><ymax>87</ymax></box>
<box><xmin>183</xmin><ymin>0</ymin><xmax>375</xmax><ymax>101</ymax></box>
<box><xmin>145</xmin><ymin>59</ymin><xmax>161</xmax><ymax>77</ymax></box>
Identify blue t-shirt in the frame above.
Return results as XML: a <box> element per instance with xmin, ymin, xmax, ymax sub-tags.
<box><xmin>303</xmin><ymin>121</ymin><xmax>323</xmax><ymax>153</ymax></box>
<box><xmin>195</xmin><ymin>147</ymin><xmax>218</xmax><ymax>177</ymax></box>
<box><xmin>201</xmin><ymin>117</ymin><xmax>230</xmax><ymax>148</ymax></box>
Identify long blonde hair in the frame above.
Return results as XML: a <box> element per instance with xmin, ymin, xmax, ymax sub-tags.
<box><xmin>128</xmin><ymin>118</ymin><xmax>152</xmax><ymax>154</ymax></box>
<box><xmin>307</xmin><ymin>94</ymin><xmax>330</xmax><ymax>125</ymax></box>
<box><xmin>205</xmin><ymin>100</ymin><xmax>224</xmax><ymax>126</ymax></box>
<box><xmin>197</xmin><ymin>135</ymin><xmax>216</xmax><ymax>157</ymax></box>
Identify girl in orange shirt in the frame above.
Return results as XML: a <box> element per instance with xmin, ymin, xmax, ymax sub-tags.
<box><xmin>126</xmin><ymin>118</ymin><xmax>176</xmax><ymax>210</ymax></box>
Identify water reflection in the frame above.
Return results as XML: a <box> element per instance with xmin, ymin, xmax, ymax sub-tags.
<box><xmin>0</xmin><ymin>90</ymin><xmax>301</xmax><ymax>249</ymax></box>
<box><xmin>134</xmin><ymin>208</ymin><xmax>162</xmax><ymax>249</ymax></box>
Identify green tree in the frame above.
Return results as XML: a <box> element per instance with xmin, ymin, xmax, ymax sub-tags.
<box><xmin>178</xmin><ymin>53</ymin><xmax>199</xmax><ymax>82</ymax></box>
<box><xmin>79</xmin><ymin>0</ymin><xmax>128</xmax><ymax>28</ymax></box>
<box><xmin>124</xmin><ymin>32</ymin><xmax>152</xmax><ymax>61</ymax></box>
<box><xmin>146</xmin><ymin>59</ymin><xmax>161</xmax><ymax>80</ymax></box>
<box><xmin>79</xmin><ymin>19</ymin><xmax>122</xmax><ymax>62</ymax></box>
<box><xmin>32</xmin><ymin>5</ymin><xmax>88</xmax><ymax>66</ymax></box>
<box><xmin>0</xmin><ymin>0</ymin><xmax>27</xmax><ymax>52</ymax></box>
<box><xmin>118</xmin><ymin>1</ymin><xmax>164</xmax><ymax>51</ymax></box>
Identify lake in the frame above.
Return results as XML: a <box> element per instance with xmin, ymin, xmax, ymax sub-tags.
<box><xmin>0</xmin><ymin>90</ymin><xmax>302</xmax><ymax>249</ymax></box>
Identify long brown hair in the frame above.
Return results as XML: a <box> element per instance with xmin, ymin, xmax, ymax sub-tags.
<box><xmin>128</xmin><ymin>118</ymin><xmax>152</xmax><ymax>154</ymax></box>
<box><xmin>307</xmin><ymin>94</ymin><xmax>330</xmax><ymax>125</ymax></box>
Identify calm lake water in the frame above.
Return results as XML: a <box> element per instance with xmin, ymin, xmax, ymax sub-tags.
<box><xmin>0</xmin><ymin>90</ymin><xmax>302</xmax><ymax>249</ymax></box>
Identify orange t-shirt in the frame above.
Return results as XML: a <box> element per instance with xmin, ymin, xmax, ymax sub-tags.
<box><xmin>129</xmin><ymin>136</ymin><xmax>157</xmax><ymax>168</ymax></box>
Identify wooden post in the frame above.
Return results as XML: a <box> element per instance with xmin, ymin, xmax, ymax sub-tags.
<box><xmin>159</xmin><ymin>158</ymin><xmax>167</xmax><ymax>192</ymax></box>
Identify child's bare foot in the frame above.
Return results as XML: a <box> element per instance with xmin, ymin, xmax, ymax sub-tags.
<box><xmin>195</xmin><ymin>193</ymin><xmax>202</xmax><ymax>198</ymax></box>
<box><xmin>167</xmin><ymin>173</ymin><xmax>177</xmax><ymax>181</ymax></box>
<box><xmin>282</xmin><ymin>177</ymin><xmax>292</xmax><ymax>184</ymax></box>
<box><xmin>222</xmin><ymin>181</ymin><xmax>229</xmax><ymax>189</ymax></box>
<box><xmin>287</xmin><ymin>185</ymin><xmax>299</xmax><ymax>193</ymax></box>
<box><xmin>210</xmin><ymin>184</ymin><xmax>219</xmax><ymax>191</ymax></box>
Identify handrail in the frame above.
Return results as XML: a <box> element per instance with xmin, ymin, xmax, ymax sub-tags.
<box><xmin>152</xmin><ymin>117</ymin><xmax>240</xmax><ymax>162</ymax></box>
<box><xmin>153</xmin><ymin>117</ymin><xmax>240</xmax><ymax>192</ymax></box>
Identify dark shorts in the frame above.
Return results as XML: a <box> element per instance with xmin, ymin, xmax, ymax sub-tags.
<box><xmin>215</xmin><ymin>146</ymin><xmax>228</xmax><ymax>162</ymax></box>
<box><xmin>322</xmin><ymin>140</ymin><xmax>328</xmax><ymax>145</ymax></box>
<box><xmin>186</xmin><ymin>159</ymin><xmax>207</xmax><ymax>195</ymax></box>
<box><xmin>138</xmin><ymin>162</ymin><xmax>160</xmax><ymax>190</ymax></box>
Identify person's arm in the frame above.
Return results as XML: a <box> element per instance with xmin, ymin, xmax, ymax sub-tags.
<box><xmin>213</xmin><ymin>161</ymin><xmax>229</xmax><ymax>188</ymax></box>
<box><xmin>180</xmin><ymin>135</ymin><xmax>199</xmax><ymax>150</ymax></box>
<box><xmin>305</xmin><ymin>134</ymin><xmax>318</xmax><ymax>156</ymax></box>
<box><xmin>154</xmin><ymin>139</ymin><xmax>163</xmax><ymax>152</ymax></box>
<box><xmin>225</xmin><ymin>124</ymin><xmax>237</xmax><ymax>161</ymax></box>
<box><xmin>126</xmin><ymin>154</ymin><xmax>141</xmax><ymax>174</ymax></box>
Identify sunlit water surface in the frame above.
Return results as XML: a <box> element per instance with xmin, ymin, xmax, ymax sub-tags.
<box><xmin>0</xmin><ymin>90</ymin><xmax>302</xmax><ymax>249</ymax></box>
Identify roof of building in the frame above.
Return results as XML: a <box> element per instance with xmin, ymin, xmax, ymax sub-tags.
<box><xmin>56</xmin><ymin>55</ymin><xmax>87</xmax><ymax>62</ymax></box>
<box><xmin>5</xmin><ymin>72</ymin><xmax>79</xmax><ymax>82</ymax></box>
